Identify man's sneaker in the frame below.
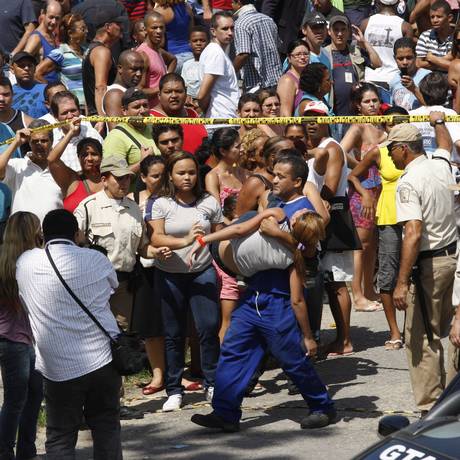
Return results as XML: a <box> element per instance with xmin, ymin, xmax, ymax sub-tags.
<box><xmin>205</xmin><ymin>386</ymin><xmax>214</xmax><ymax>402</ymax></box>
<box><xmin>300</xmin><ymin>409</ymin><xmax>337</xmax><ymax>429</ymax></box>
<box><xmin>191</xmin><ymin>412</ymin><xmax>240</xmax><ymax>432</ymax></box>
<box><xmin>162</xmin><ymin>394</ymin><xmax>182</xmax><ymax>412</ymax></box>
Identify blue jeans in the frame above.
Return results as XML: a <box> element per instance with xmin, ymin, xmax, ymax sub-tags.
<box><xmin>155</xmin><ymin>266</ymin><xmax>220</xmax><ymax>395</ymax></box>
<box><xmin>0</xmin><ymin>339</ymin><xmax>43</xmax><ymax>460</ymax></box>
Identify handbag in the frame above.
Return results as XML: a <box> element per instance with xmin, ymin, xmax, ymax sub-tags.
<box><xmin>45</xmin><ymin>246</ymin><xmax>145</xmax><ymax>376</ymax></box>
<box><xmin>323</xmin><ymin>196</ymin><xmax>362</xmax><ymax>251</ymax></box>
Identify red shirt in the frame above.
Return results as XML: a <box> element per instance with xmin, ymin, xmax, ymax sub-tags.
<box><xmin>150</xmin><ymin>108</ymin><xmax>208</xmax><ymax>154</ymax></box>
<box><xmin>212</xmin><ymin>0</ymin><xmax>233</xmax><ymax>9</ymax></box>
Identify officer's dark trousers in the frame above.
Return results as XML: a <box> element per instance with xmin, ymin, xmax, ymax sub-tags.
<box><xmin>213</xmin><ymin>290</ymin><xmax>334</xmax><ymax>423</ymax></box>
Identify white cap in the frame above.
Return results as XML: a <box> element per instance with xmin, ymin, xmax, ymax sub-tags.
<box><xmin>379</xmin><ymin>0</ymin><xmax>399</xmax><ymax>5</ymax></box>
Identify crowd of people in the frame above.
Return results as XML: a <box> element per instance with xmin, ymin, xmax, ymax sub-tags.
<box><xmin>1</xmin><ymin>0</ymin><xmax>460</xmax><ymax>458</ymax></box>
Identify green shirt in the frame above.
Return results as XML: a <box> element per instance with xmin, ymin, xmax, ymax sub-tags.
<box><xmin>102</xmin><ymin>123</ymin><xmax>160</xmax><ymax>166</ymax></box>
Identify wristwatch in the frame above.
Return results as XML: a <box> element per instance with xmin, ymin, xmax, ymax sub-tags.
<box><xmin>430</xmin><ymin>119</ymin><xmax>445</xmax><ymax>127</ymax></box>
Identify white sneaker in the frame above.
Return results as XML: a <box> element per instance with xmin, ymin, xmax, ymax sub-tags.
<box><xmin>162</xmin><ymin>394</ymin><xmax>182</xmax><ymax>412</ymax></box>
<box><xmin>205</xmin><ymin>386</ymin><xmax>214</xmax><ymax>402</ymax></box>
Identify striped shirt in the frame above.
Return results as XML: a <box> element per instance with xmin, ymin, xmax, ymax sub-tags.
<box><xmin>234</xmin><ymin>5</ymin><xmax>282</xmax><ymax>91</ymax></box>
<box><xmin>121</xmin><ymin>0</ymin><xmax>147</xmax><ymax>21</ymax></box>
<box><xmin>16</xmin><ymin>240</ymin><xmax>120</xmax><ymax>382</ymax></box>
<box><xmin>416</xmin><ymin>28</ymin><xmax>452</xmax><ymax>60</ymax></box>
<box><xmin>49</xmin><ymin>44</ymin><xmax>86</xmax><ymax>107</ymax></box>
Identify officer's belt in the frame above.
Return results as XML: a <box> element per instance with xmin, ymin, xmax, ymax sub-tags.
<box><xmin>418</xmin><ymin>241</ymin><xmax>457</xmax><ymax>260</ymax></box>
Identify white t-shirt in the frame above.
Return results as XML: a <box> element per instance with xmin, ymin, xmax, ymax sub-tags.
<box><xmin>181</xmin><ymin>58</ymin><xmax>201</xmax><ymax>99</ymax></box>
<box><xmin>52</xmin><ymin>120</ymin><xmax>103</xmax><ymax>173</ymax></box>
<box><xmin>150</xmin><ymin>194</ymin><xmax>223</xmax><ymax>273</ymax></box>
<box><xmin>199</xmin><ymin>42</ymin><xmax>239</xmax><ymax>119</ymax></box>
<box><xmin>409</xmin><ymin>105</ymin><xmax>460</xmax><ymax>161</ymax></box>
<box><xmin>2</xmin><ymin>155</ymin><xmax>63</xmax><ymax>222</ymax></box>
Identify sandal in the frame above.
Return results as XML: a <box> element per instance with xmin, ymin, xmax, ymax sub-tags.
<box><xmin>384</xmin><ymin>339</ymin><xmax>403</xmax><ymax>350</ymax></box>
<box><xmin>184</xmin><ymin>381</ymin><xmax>203</xmax><ymax>391</ymax></box>
<box><xmin>142</xmin><ymin>385</ymin><xmax>164</xmax><ymax>395</ymax></box>
<box><xmin>354</xmin><ymin>301</ymin><xmax>383</xmax><ymax>312</ymax></box>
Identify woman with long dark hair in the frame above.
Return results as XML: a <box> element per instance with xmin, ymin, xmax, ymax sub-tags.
<box><xmin>341</xmin><ymin>82</ymin><xmax>386</xmax><ymax>311</ymax></box>
<box><xmin>0</xmin><ymin>212</ymin><xmax>43</xmax><ymax>460</ymax></box>
<box><xmin>149</xmin><ymin>151</ymin><xmax>223</xmax><ymax>412</ymax></box>
<box><xmin>205</xmin><ymin>128</ymin><xmax>248</xmax><ymax>342</ymax></box>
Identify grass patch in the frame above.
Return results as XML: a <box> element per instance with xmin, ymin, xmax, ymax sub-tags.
<box><xmin>38</xmin><ymin>406</ymin><xmax>46</xmax><ymax>428</ymax></box>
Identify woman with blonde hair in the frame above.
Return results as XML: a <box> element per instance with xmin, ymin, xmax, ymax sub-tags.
<box><xmin>0</xmin><ymin>212</ymin><xmax>43</xmax><ymax>460</ymax></box>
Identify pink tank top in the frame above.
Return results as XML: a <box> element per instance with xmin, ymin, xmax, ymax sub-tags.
<box><xmin>137</xmin><ymin>42</ymin><xmax>167</xmax><ymax>108</ymax></box>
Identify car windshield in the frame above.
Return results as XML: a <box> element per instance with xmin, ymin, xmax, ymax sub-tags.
<box><xmin>415</xmin><ymin>420</ymin><xmax>460</xmax><ymax>458</ymax></box>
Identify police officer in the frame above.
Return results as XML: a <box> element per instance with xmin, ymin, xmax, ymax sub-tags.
<box><xmin>74</xmin><ymin>155</ymin><xmax>170</xmax><ymax>330</ymax></box>
<box><xmin>386</xmin><ymin>112</ymin><xmax>458</xmax><ymax>413</ymax></box>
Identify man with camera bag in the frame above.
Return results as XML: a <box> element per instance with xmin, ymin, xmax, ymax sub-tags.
<box><xmin>16</xmin><ymin>209</ymin><xmax>123</xmax><ymax>460</ymax></box>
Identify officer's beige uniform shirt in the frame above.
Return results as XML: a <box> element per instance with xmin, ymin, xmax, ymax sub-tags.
<box><xmin>396</xmin><ymin>148</ymin><xmax>457</xmax><ymax>252</ymax></box>
<box><xmin>74</xmin><ymin>190</ymin><xmax>148</xmax><ymax>272</ymax></box>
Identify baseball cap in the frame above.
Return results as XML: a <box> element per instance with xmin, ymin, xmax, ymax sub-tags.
<box><xmin>11</xmin><ymin>51</ymin><xmax>37</xmax><ymax>65</ymax></box>
<box><xmin>100</xmin><ymin>155</ymin><xmax>135</xmax><ymax>177</ymax></box>
<box><xmin>329</xmin><ymin>15</ymin><xmax>351</xmax><ymax>27</ymax></box>
<box><xmin>302</xmin><ymin>100</ymin><xmax>329</xmax><ymax>116</ymax></box>
<box><xmin>121</xmin><ymin>88</ymin><xmax>148</xmax><ymax>108</ymax></box>
<box><xmin>303</xmin><ymin>11</ymin><xmax>327</xmax><ymax>27</ymax></box>
<box><xmin>94</xmin><ymin>10</ymin><xmax>125</xmax><ymax>29</ymax></box>
<box><xmin>379</xmin><ymin>124</ymin><xmax>422</xmax><ymax>148</ymax></box>
<box><xmin>379</xmin><ymin>0</ymin><xmax>399</xmax><ymax>5</ymax></box>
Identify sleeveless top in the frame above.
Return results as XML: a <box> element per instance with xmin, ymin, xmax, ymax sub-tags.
<box><xmin>319</xmin><ymin>137</ymin><xmax>349</xmax><ymax>197</ymax></box>
<box><xmin>231</xmin><ymin>219</ymin><xmax>293</xmax><ymax>277</ymax></box>
<box><xmin>5</xmin><ymin>110</ymin><xmax>28</xmax><ymax>156</ymax></box>
<box><xmin>286</xmin><ymin>70</ymin><xmax>303</xmax><ymax>114</ymax></box>
<box><xmin>63</xmin><ymin>179</ymin><xmax>91</xmax><ymax>213</ymax></box>
<box><xmin>364</xmin><ymin>14</ymin><xmax>404</xmax><ymax>83</ymax></box>
<box><xmin>83</xmin><ymin>41</ymin><xmax>117</xmax><ymax>115</ymax></box>
<box><xmin>31</xmin><ymin>30</ymin><xmax>59</xmax><ymax>82</ymax></box>
<box><xmin>215</xmin><ymin>169</ymin><xmax>244</xmax><ymax>207</ymax></box>
<box><xmin>166</xmin><ymin>4</ymin><xmax>192</xmax><ymax>55</ymax></box>
<box><xmin>376</xmin><ymin>146</ymin><xmax>403</xmax><ymax>226</ymax></box>
<box><xmin>102</xmin><ymin>83</ymin><xmax>126</xmax><ymax>114</ymax></box>
<box><xmin>137</xmin><ymin>42</ymin><xmax>167</xmax><ymax>109</ymax></box>
<box><xmin>357</xmin><ymin>144</ymin><xmax>382</xmax><ymax>190</ymax></box>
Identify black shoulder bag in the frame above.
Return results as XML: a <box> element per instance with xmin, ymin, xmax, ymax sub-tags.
<box><xmin>45</xmin><ymin>246</ymin><xmax>145</xmax><ymax>376</ymax></box>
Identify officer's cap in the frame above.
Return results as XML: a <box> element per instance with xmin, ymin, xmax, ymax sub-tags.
<box><xmin>380</xmin><ymin>124</ymin><xmax>422</xmax><ymax>149</ymax></box>
<box><xmin>100</xmin><ymin>155</ymin><xmax>135</xmax><ymax>177</ymax></box>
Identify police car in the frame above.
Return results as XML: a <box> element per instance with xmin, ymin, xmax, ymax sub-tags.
<box><xmin>353</xmin><ymin>372</ymin><xmax>460</xmax><ymax>460</ymax></box>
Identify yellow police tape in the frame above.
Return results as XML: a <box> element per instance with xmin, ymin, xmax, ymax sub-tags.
<box><xmin>1</xmin><ymin>113</ymin><xmax>459</xmax><ymax>146</ymax></box>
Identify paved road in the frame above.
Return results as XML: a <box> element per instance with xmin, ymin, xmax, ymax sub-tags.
<box><xmin>31</xmin><ymin>306</ymin><xmax>426</xmax><ymax>459</ymax></box>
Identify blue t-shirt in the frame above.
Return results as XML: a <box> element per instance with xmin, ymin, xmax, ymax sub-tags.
<box><xmin>12</xmin><ymin>82</ymin><xmax>47</xmax><ymax>118</ymax></box>
<box><xmin>268</xmin><ymin>193</ymin><xmax>315</xmax><ymax>219</ymax></box>
<box><xmin>0</xmin><ymin>123</ymin><xmax>21</xmax><ymax>222</ymax></box>
<box><xmin>389</xmin><ymin>69</ymin><xmax>431</xmax><ymax>112</ymax></box>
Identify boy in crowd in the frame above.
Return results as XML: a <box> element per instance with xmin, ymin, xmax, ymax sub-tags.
<box><xmin>390</xmin><ymin>37</ymin><xmax>431</xmax><ymax>111</ymax></box>
<box><xmin>181</xmin><ymin>26</ymin><xmax>209</xmax><ymax>113</ymax></box>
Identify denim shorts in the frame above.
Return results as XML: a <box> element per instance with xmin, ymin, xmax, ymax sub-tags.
<box><xmin>377</xmin><ymin>225</ymin><xmax>402</xmax><ymax>292</ymax></box>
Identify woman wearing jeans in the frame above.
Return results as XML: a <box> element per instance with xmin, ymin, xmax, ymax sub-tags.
<box><xmin>150</xmin><ymin>151</ymin><xmax>223</xmax><ymax>412</ymax></box>
<box><xmin>0</xmin><ymin>212</ymin><xmax>43</xmax><ymax>460</ymax></box>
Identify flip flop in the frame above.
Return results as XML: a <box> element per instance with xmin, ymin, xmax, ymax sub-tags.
<box><xmin>142</xmin><ymin>385</ymin><xmax>164</xmax><ymax>395</ymax></box>
<box><xmin>326</xmin><ymin>350</ymin><xmax>354</xmax><ymax>359</ymax></box>
<box><xmin>354</xmin><ymin>302</ymin><xmax>383</xmax><ymax>312</ymax></box>
<box><xmin>184</xmin><ymin>381</ymin><xmax>203</xmax><ymax>391</ymax></box>
<box><xmin>384</xmin><ymin>339</ymin><xmax>403</xmax><ymax>350</ymax></box>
